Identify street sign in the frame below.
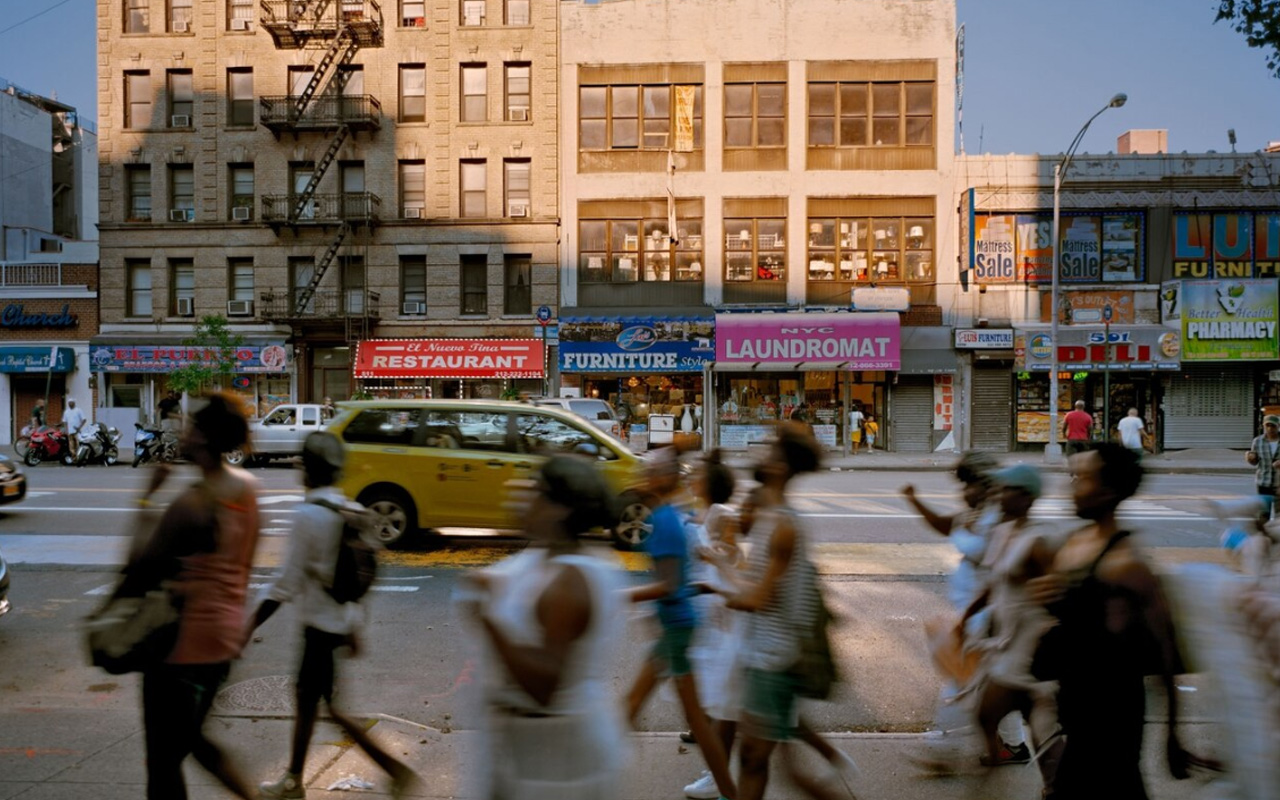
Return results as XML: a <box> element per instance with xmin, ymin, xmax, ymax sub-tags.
<box><xmin>536</xmin><ymin>305</ymin><xmax>552</xmax><ymax>326</ymax></box>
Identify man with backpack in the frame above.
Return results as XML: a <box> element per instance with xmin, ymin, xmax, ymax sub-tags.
<box><xmin>246</xmin><ymin>432</ymin><xmax>418</xmax><ymax>799</ymax></box>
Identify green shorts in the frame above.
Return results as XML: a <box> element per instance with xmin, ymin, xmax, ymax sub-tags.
<box><xmin>650</xmin><ymin>624</ymin><xmax>695</xmax><ymax>677</ymax></box>
<box><xmin>743</xmin><ymin>667</ymin><xmax>799</xmax><ymax>742</ymax></box>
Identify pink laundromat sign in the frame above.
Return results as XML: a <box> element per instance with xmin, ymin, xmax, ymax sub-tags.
<box><xmin>714</xmin><ymin>313</ymin><xmax>901</xmax><ymax>369</ymax></box>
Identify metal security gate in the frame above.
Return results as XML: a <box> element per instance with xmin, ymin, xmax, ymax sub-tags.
<box><xmin>971</xmin><ymin>364</ymin><xmax>1013</xmax><ymax>452</ymax></box>
<box><xmin>1163</xmin><ymin>364</ymin><xmax>1253</xmax><ymax>449</ymax></box>
<box><xmin>891</xmin><ymin>376</ymin><xmax>934</xmax><ymax>452</ymax></box>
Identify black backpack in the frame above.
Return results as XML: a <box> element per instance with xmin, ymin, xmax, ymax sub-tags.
<box><xmin>312</xmin><ymin>499</ymin><xmax>378</xmax><ymax>604</ymax></box>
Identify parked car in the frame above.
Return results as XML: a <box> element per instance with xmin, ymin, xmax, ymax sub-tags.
<box><xmin>0</xmin><ymin>453</ymin><xmax>27</xmax><ymax>506</ymax></box>
<box><xmin>328</xmin><ymin>400</ymin><xmax>652</xmax><ymax>550</ymax></box>
<box><xmin>531</xmin><ymin>397</ymin><xmax>624</xmax><ymax>440</ymax></box>
<box><xmin>225</xmin><ymin>403</ymin><xmax>330</xmax><ymax>466</ymax></box>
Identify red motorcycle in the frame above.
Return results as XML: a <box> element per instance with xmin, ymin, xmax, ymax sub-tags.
<box><xmin>24</xmin><ymin>425</ymin><xmax>74</xmax><ymax>466</ymax></box>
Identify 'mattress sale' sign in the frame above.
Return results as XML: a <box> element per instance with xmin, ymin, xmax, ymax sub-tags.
<box><xmin>354</xmin><ymin>339</ymin><xmax>545</xmax><ymax>379</ymax></box>
<box><xmin>1180</xmin><ymin>279</ymin><xmax>1280</xmax><ymax>361</ymax></box>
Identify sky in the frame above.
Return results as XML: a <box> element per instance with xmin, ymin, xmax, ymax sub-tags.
<box><xmin>0</xmin><ymin>0</ymin><xmax>1276</xmax><ymax>153</ymax></box>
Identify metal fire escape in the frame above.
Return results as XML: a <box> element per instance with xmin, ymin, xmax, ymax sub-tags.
<box><xmin>260</xmin><ymin>0</ymin><xmax>383</xmax><ymax>332</ymax></box>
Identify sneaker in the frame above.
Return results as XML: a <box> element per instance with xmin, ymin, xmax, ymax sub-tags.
<box><xmin>259</xmin><ymin>771</ymin><xmax>305</xmax><ymax>799</ymax></box>
<box><xmin>980</xmin><ymin>740</ymin><xmax>1031</xmax><ymax>767</ymax></box>
<box><xmin>684</xmin><ymin>771</ymin><xmax>719</xmax><ymax>799</ymax></box>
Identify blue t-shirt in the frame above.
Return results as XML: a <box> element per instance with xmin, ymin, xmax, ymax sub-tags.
<box><xmin>645</xmin><ymin>503</ymin><xmax>698</xmax><ymax>629</ymax></box>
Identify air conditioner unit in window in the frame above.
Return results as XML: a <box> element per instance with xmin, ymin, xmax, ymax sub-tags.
<box><xmin>402</xmin><ymin>207</ymin><xmax>422</xmax><ymax>219</ymax></box>
<box><xmin>509</xmin><ymin>107</ymin><xmax>529</xmax><ymax>122</ymax></box>
<box><xmin>402</xmin><ymin>301</ymin><xmax>426</xmax><ymax>315</ymax></box>
<box><xmin>230</xmin><ymin>18</ymin><xmax>251</xmax><ymax>30</ymax></box>
<box><xmin>227</xmin><ymin>300</ymin><xmax>254</xmax><ymax>316</ymax></box>
<box><xmin>403</xmin><ymin>16</ymin><xmax>425</xmax><ymax>26</ymax></box>
<box><xmin>172</xmin><ymin>20</ymin><xmax>190</xmax><ymax>32</ymax></box>
<box><xmin>176</xmin><ymin>297</ymin><xmax>195</xmax><ymax>317</ymax></box>
<box><xmin>232</xmin><ymin>206</ymin><xmax>252</xmax><ymax>221</ymax></box>
<box><xmin>169</xmin><ymin>209</ymin><xmax>193</xmax><ymax>222</ymax></box>
<box><xmin>508</xmin><ymin>203</ymin><xmax>528</xmax><ymax>218</ymax></box>
<box><xmin>171</xmin><ymin>114</ymin><xmax>190</xmax><ymax>127</ymax></box>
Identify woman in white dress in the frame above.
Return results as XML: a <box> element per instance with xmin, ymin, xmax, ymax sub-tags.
<box><xmin>464</xmin><ymin>456</ymin><xmax>628</xmax><ymax>800</ymax></box>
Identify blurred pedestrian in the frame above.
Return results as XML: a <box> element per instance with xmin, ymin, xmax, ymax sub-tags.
<box><xmin>63</xmin><ymin>398</ymin><xmax>86</xmax><ymax>455</ymax></box>
<box><xmin>464</xmin><ymin>455</ymin><xmax>629</xmax><ymax>800</ymax></box>
<box><xmin>30</xmin><ymin>397</ymin><xmax>45</xmax><ymax>430</ymax></box>
<box><xmin>158</xmin><ymin>390</ymin><xmax>182</xmax><ymax>430</ymax></box>
<box><xmin>863</xmin><ymin>415</ymin><xmax>879</xmax><ymax>453</ymax></box>
<box><xmin>1062</xmin><ymin>401</ymin><xmax>1092</xmax><ymax>456</ymax></box>
<box><xmin>959</xmin><ymin>464</ymin><xmax>1063</xmax><ymax>787</ymax></box>
<box><xmin>628</xmin><ymin>447</ymin><xmax>736</xmax><ymax>800</ymax></box>
<box><xmin>247</xmin><ymin>432</ymin><xmax>417</xmax><ymax>799</ymax></box>
<box><xmin>1029</xmin><ymin>444</ymin><xmax>1198</xmax><ymax>799</ymax></box>
<box><xmin>1245</xmin><ymin>414</ymin><xmax>1280</xmax><ymax>517</ymax></box>
<box><xmin>320</xmin><ymin>396</ymin><xmax>336</xmax><ymax>421</ymax></box>
<box><xmin>114</xmin><ymin>392</ymin><xmax>261</xmax><ymax>800</ymax></box>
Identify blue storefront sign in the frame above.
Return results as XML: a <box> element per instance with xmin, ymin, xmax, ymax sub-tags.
<box><xmin>559</xmin><ymin>316</ymin><xmax>714</xmax><ymax>373</ymax></box>
<box><xmin>89</xmin><ymin>343</ymin><xmax>290</xmax><ymax>373</ymax></box>
<box><xmin>0</xmin><ymin>346</ymin><xmax>76</xmax><ymax>373</ymax></box>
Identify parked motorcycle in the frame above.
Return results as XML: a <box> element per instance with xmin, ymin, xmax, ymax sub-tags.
<box><xmin>23</xmin><ymin>425</ymin><xmax>74</xmax><ymax>467</ymax></box>
<box><xmin>73</xmin><ymin>422</ymin><xmax>121</xmax><ymax>467</ymax></box>
<box><xmin>131</xmin><ymin>423</ymin><xmax>178</xmax><ymax>468</ymax></box>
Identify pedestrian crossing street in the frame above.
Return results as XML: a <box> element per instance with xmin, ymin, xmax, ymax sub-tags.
<box><xmin>790</xmin><ymin>494</ymin><xmax>1206</xmax><ymax>521</ymax></box>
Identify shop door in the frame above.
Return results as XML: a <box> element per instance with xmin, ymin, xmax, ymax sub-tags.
<box><xmin>12</xmin><ymin>376</ymin><xmax>65</xmax><ymax>437</ymax></box>
<box><xmin>1163</xmin><ymin>364</ymin><xmax>1253</xmax><ymax>449</ymax></box>
<box><xmin>890</xmin><ymin>376</ymin><xmax>934</xmax><ymax>453</ymax></box>
<box><xmin>971</xmin><ymin>364</ymin><xmax>1013</xmax><ymax>452</ymax></box>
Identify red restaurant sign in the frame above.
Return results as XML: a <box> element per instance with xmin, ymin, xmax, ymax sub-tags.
<box><xmin>354</xmin><ymin>339</ymin><xmax>545</xmax><ymax>379</ymax></box>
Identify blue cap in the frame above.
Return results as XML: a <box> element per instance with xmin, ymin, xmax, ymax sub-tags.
<box><xmin>993</xmin><ymin>464</ymin><xmax>1042</xmax><ymax>499</ymax></box>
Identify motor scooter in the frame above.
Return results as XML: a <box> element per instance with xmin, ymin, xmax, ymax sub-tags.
<box><xmin>23</xmin><ymin>426</ymin><xmax>74</xmax><ymax>467</ymax></box>
<box><xmin>73</xmin><ymin>422</ymin><xmax>121</xmax><ymax>467</ymax></box>
<box><xmin>132</xmin><ymin>423</ymin><xmax>178</xmax><ymax>468</ymax></box>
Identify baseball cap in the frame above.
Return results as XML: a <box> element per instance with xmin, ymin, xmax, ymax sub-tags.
<box><xmin>1265</xmin><ymin>415</ymin><xmax>1280</xmax><ymax>427</ymax></box>
<box><xmin>992</xmin><ymin>463</ymin><xmax>1042</xmax><ymax>499</ymax></box>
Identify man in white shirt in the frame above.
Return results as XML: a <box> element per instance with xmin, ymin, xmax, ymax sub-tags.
<box><xmin>247</xmin><ymin>432</ymin><xmax>417</xmax><ymax>800</ymax></box>
<box><xmin>62</xmin><ymin>399</ymin><xmax>87</xmax><ymax>456</ymax></box>
<box><xmin>1116</xmin><ymin>408</ymin><xmax>1146</xmax><ymax>455</ymax></box>
<box><xmin>848</xmin><ymin>405</ymin><xmax>866</xmax><ymax>455</ymax></box>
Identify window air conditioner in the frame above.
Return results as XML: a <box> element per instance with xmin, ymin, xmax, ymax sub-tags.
<box><xmin>230</xmin><ymin>18</ymin><xmax>251</xmax><ymax>30</ymax></box>
<box><xmin>403</xmin><ymin>16</ymin><xmax>425</xmax><ymax>26</ymax></box>
<box><xmin>508</xmin><ymin>203</ymin><xmax>528</xmax><ymax>218</ymax></box>
<box><xmin>227</xmin><ymin>300</ymin><xmax>254</xmax><ymax>316</ymax></box>
<box><xmin>232</xmin><ymin>206</ymin><xmax>252</xmax><ymax>221</ymax></box>
<box><xmin>176</xmin><ymin>297</ymin><xmax>195</xmax><ymax>316</ymax></box>
<box><xmin>402</xmin><ymin>206</ymin><xmax>422</xmax><ymax>219</ymax></box>
<box><xmin>169</xmin><ymin>209</ymin><xmax>193</xmax><ymax>222</ymax></box>
<box><xmin>509</xmin><ymin>107</ymin><xmax>529</xmax><ymax>122</ymax></box>
<box><xmin>402</xmin><ymin>301</ymin><xmax>426</xmax><ymax>315</ymax></box>
<box><xmin>173</xmin><ymin>20</ymin><xmax>190</xmax><ymax>32</ymax></box>
<box><xmin>171</xmin><ymin>114</ymin><xmax>190</xmax><ymax>127</ymax></box>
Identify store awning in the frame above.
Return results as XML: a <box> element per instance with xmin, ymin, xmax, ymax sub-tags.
<box><xmin>0</xmin><ymin>346</ymin><xmax>75</xmax><ymax>373</ymax></box>
<box><xmin>714</xmin><ymin>311</ymin><xmax>901</xmax><ymax>371</ymax></box>
<box><xmin>899</xmin><ymin>326</ymin><xmax>957</xmax><ymax>374</ymax></box>
<box><xmin>561</xmin><ymin>306</ymin><xmax>715</xmax><ymax>325</ymax></box>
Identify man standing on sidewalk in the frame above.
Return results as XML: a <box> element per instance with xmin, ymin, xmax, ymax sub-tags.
<box><xmin>1245</xmin><ymin>414</ymin><xmax>1280</xmax><ymax>516</ymax></box>
<box><xmin>1061</xmin><ymin>401</ymin><xmax>1093</xmax><ymax>456</ymax></box>
<box><xmin>62</xmin><ymin>399</ymin><xmax>86</xmax><ymax>457</ymax></box>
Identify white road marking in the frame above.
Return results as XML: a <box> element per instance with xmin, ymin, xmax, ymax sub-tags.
<box><xmin>11</xmin><ymin>507</ymin><xmax>297</xmax><ymax>513</ymax></box>
<box><xmin>84</xmin><ymin>582</ymin><xmax>418</xmax><ymax>596</ymax></box>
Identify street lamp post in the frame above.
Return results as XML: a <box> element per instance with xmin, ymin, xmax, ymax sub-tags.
<box><xmin>1046</xmin><ymin>92</ymin><xmax>1127</xmax><ymax>461</ymax></box>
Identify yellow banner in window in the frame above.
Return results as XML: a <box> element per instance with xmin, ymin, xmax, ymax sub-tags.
<box><xmin>674</xmin><ymin>85</ymin><xmax>696</xmax><ymax>153</ymax></box>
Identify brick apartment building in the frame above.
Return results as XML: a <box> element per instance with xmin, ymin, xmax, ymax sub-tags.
<box><xmin>96</xmin><ymin>0</ymin><xmax>559</xmax><ymax>414</ymax></box>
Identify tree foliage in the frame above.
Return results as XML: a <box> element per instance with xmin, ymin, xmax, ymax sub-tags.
<box><xmin>1218</xmin><ymin>0</ymin><xmax>1280</xmax><ymax>78</ymax></box>
<box><xmin>166</xmin><ymin>315</ymin><xmax>245</xmax><ymax>397</ymax></box>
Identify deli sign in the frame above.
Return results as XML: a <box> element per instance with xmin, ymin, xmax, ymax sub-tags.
<box><xmin>1015</xmin><ymin>327</ymin><xmax>1181</xmax><ymax>371</ymax></box>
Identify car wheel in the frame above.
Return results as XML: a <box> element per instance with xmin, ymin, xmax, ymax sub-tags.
<box><xmin>612</xmin><ymin>493</ymin><xmax>653</xmax><ymax>551</ymax></box>
<box><xmin>360</xmin><ymin>488</ymin><xmax>419</xmax><ymax>549</ymax></box>
<box><xmin>23</xmin><ymin>449</ymin><xmax>41</xmax><ymax>468</ymax></box>
<box><xmin>224</xmin><ymin>448</ymin><xmax>246</xmax><ymax>466</ymax></box>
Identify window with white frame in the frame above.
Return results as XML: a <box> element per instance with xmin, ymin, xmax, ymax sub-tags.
<box><xmin>399</xmin><ymin>65</ymin><xmax>426</xmax><ymax>122</ymax></box>
<box><xmin>805</xmin><ymin>216</ymin><xmax>934</xmax><ymax>283</ymax></box>
<box><xmin>289</xmin><ymin>257</ymin><xmax>315</xmax><ymax>313</ymax></box>
<box><xmin>126</xmin><ymin>165</ymin><xmax>152</xmax><ymax>221</ymax></box>
<box><xmin>504</xmin><ymin>159</ymin><xmax>530</xmax><ymax>218</ymax></box>
<box><xmin>168</xmin><ymin>70</ymin><xmax>193</xmax><ymax>126</ymax></box>
<box><xmin>171</xmin><ymin>259</ymin><xmax>195</xmax><ymax>315</ymax></box>
<box><xmin>579</xmin><ymin>216</ymin><xmax>704</xmax><ymax>283</ymax></box>
<box><xmin>461</xmin><ymin>64</ymin><xmax>487</xmax><ymax>122</ymax></box>
<box><xmin>578</xmin><ymin>84</ymin><xmax>703</xmax><ymax>151</ymax></box>
<box><xmin>125</xmin><ymin>0</ymin><xmax>149</xmax><ymax>32</ymax></box>
<box><xmin>400</xmin><ymin>256</ymin><xmax>427</xmax><ymax>313</ymax></box>
<box><xmin>461</xmin><ymin>0</ymin><xmax>485</xmax><ymax>26</ymax></box>
<box><xmin>725</xmin><ymin>218</ymin><xmax>786</xmax><ymax>282</ymax></box>
<box><xmin>128</xmin><ymin>260</ymin><xmax>153</xmax><ymax>316</ymax></box>
<box><xmin>169</xmin><ymin>0</ymin><xmax>193</xmax><ymax>31</ymax></box>
<box><xmin>288</xmin><ymin>66</ymin><xmax>315</xmax><ymax>98</ymax></box>
<box><xmin>399</xmin><ymin>160</ymin><xmax>425</xmax><ymax>217</ymax></box>
<box><xmin>505</xmin><ymin>0</ymin><xmax>529</xmax><ymax>25</ymax></box>
<box><xmin>460</xmin><ymin>160</ymin><xmax>486</xmax><ymax>218</ymax></box>
<box><xmin>504</xmin><ymin>255</ymin><xmax>531</xmax><ymax>315</ymax></box>
<box><xmin>228</xmin><ymin>0</ymin><xmax>254</xmax><ymax>29</ymax></box>
<box><xmin>505</xmin><ymin>63</ymin><xmax>530</xmax><ymax>121</ymax></box>
<box><xmin>461</xmin><ymin>254</ymin><xmax>488</xmax><ymax>314</ymax></box>
<box><xmin>401</xmin><ymin>0</ymin><xmax>426</xmax><ymax>26</ymax></box>
<box><xmin>169</xmin><ymin>166</ymin><xmax>194</xmax><ymax>219</ymax></box>
<box><xmin>229</xmin><ymin>259</ymin><xmax>254</xmax><ymax>303</ymax></box>
<box><xmin>125</xmin><ymin>71</ymin><xmax>152</xmax><ymax>129</ymax></box>
<box><xmin>227</xmin><ymin>68</ymin><xmax>254</xmax><ymax>126</ymax></box>
<box><xmin>230</xmin><ymin>164</ymin><xmax>254</xmax><ymax>219</ymax></box>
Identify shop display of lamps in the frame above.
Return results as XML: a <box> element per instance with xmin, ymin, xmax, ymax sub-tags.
<box><xmin>1046</xmin><ymin>91</ymin><xmax>1127</xmax><ymax>461</ymax></box>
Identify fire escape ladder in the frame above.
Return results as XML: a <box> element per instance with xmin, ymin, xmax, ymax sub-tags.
<box><xmin>292</xmin><ymin>27</ymin><xmax>357</xmax><ymax>119</ymax></box>
<box><xmin>291</xmin><ymin>124</ymin><xmax>350</xmax><ymax>222</ymax></box>
<box><xmin>295</xmin><ymin>222</ymin><xmax>351</xmax><ymax>315</ymax></box>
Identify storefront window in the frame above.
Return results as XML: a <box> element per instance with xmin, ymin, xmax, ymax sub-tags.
<box><xmin>579</xmin><ymin>216</ymin><xmax>704</xmax><ymax>283</ymax></box>
<box><xmin>725</xmin><ymin>218</ymin><xmax>786</xmax><ymax>282</ymax></box>
<box><xmin>806</xmin><ymin>216</ymin><xmax>933</xmax><ymax>284</ymax></box>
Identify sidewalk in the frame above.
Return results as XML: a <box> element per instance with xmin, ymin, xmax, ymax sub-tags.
<box><xmin>0</xmin><ymin>710</ymin><xmax>1230</xmax><ymax>799</ymax></box>
<box><xmin>720</xmin><ymin>446</ymin><xmax>1253</xmax><ymax>475</ymax></box>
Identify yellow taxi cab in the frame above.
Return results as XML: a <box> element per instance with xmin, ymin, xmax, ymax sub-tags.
<box><xmin>327</xmin><ymin>399</ymin><xmax>652</xmax><ymax>549</ymax></box>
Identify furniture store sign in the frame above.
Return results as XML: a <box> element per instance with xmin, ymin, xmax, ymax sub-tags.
<box><xmin>559</xmin><ymin>316</ymin><xmax>714</xmax><ymax>373</ymax></box>
<box><xmin>715</xmin><ymin>312</ymin><xmax>901</xmax><ymax>369</ymax></box>
<box><xmin>955</xmin><ymin>329</ymin><xmax>1014</xmax><ymax>349</ymax></box>
<box><xmin>1179</xmin><ymin>278</ymin><xmax>1280</xmax><ymax>361</ymax></box>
